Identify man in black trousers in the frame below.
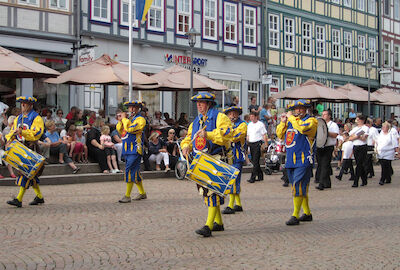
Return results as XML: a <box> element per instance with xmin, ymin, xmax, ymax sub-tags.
<box><xmin>349</xmin><ymin>115</ymin><xmax>369</xmax><ymax>187</ymax></box>
<box><xmin>315</xmin><ymin>109</ymin><xmax>339</xmax><ymax>190</ymax></box>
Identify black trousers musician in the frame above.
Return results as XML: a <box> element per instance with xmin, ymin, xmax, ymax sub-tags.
<box><xmin>336</xmin><ymin>159</ymin><xmax>355</xmax><ymax>181</ymax></box>
<box><xmin>353</xmin><ymin>145</ymin><xmax>369</xmax><ymax>187</ymax></box>
<box><xmin>315</xmin><ymin>145</ymin><xmax>334</xmax><ymax>190</ymax></box>
<box><xmin>366</xmin><ymin>145</ymin><xmax>375</xmax><ymax>178</ymax></box>
<box><xmin>248</xmin><ymin>141</ymin><xmax>263</xmax><ymax>183</ymax></box>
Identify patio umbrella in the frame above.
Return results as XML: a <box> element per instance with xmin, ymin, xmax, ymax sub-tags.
<box><xmin>45</xmin><ymin>54</ymin><xmax>159</xmax><ymax>87</ymax></box>
<box><xmin>142</xmin><ymin>65</ymin><xmax>227</xmax><ymax>91</ymax></box>
<box><xmin>271</xmin><ymin>79</ymin><xmax>349</xmax><ymax>102</ymax></box>
<box><xmin>336</xmin><ymin>83</ymin><xmax>380</xmax><ymax>103</ymax></box>
<box><xmin>0</xmin><ymin>46</ymin><xmax>60</xmax><ymax>78</ymax></box>
<box><xmin>371</xmin><ymin>87</ymin><xmax>400</xmax><ymax>106</ymax></box>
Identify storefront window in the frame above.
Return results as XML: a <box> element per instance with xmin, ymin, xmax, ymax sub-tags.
<box><xmin>117</xmin><ymin>85</ymin><xmax>160</xmax><ymax>117</ymax></box>
<box><xmin>214</xmin><ymin>79</ymin><xmax>240</xmax><ymax>110</ymax></box>
<box><xmin>248</xmin><ymin>81</ymin><xmax>259</xmax><ymax>108</ymax></box>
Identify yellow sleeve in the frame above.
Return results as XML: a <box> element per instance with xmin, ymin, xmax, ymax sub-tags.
<box><xmin>21</xmin><ymin>115</ymin><xmax>44</xmax><ymax>141</ymax></box>
<box><xmin>276</xmin><ymin>121</ymin><xmax>287</xmax><ymax>140</ymax></box>
<box><xmin>116</xmin><ymin>121</ymin><xmax>124</xmax><ymax>134</ymax></box>
<box><xmin>288</xmin><ymin>115</ymin><xmax>318</xmax><ymax>137</ymax></box>
<box><xmin>232</xmin><ymin>122</ymin><xmax>247</xmax><ymax>143</ymax></box>
<box><xmin>5</xmin><ymin>117</ymin><xmax>18</xmax><ymax>142</ymax></box>
<box><xmin>122</xmin><ymin>117</ymin><xmax>146</xmax><ymax>134</ymax></box>
<box><xmin>180</xmin><ymin>123</ymin><xmax>193</xmax><ymax>150</ymax></box>
<box><xmin>206</xmin><ymin>113</ymin><xmax>233</xmax><ymax>147</ymax></box>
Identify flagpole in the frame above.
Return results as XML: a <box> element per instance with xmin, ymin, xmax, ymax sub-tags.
<box><xmin>128</xmin><ymin>0</ymin><xmax>133</xmax><ymax>101</ymax></box>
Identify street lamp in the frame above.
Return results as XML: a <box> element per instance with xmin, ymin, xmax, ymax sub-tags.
<box><xmin>365</xmin><ymin>58</ymin><xmax>374</xmax><ymax>117</ymax></box>
<box><xmin>186</xmin><ymin>27</ymin><xmax>200</xmax><ymax>121</ymax></box>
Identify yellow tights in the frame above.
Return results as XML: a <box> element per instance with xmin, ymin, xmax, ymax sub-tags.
<box><xmin>136</xmin><ymin>181</ymin><xmax>145</xmax><ymax>195</ymax></box>
<box><xmin>292</xmin><ymin>196</ymin><xmax>303</xmax><ymax>218</ymax></box>
<box><xmin>125</xmin><ymin>182</ymin><xmax>133</xmax><ymax>197</ymax></box>
<box><xmin>16</xmin><ymin>187</ymin><xmax>26</xmax><ymax>202</ymax></box>
<box><xmin>302</xmin><ymin>196</ymin><xmax>311</xmax><ymax>215</ymax></box>
<box><xmin>33</xmin><ymin>184</ymin><xmax>43</xmax><ymax>199</ymax></box>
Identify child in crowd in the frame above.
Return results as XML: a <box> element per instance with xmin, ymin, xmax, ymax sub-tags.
<box><xmin>63</xmin><ymin>125</ymin><xmax>77</xmax><ymax>158</ymax></box>
<box><xmin>100</xmin><ymin>126</ymin><xmax>121</xmax><ymax>173</ymax></box>
<box><xmin>76</xmin><ymin>127</ymin><xmax>88</xmax><ymax>163</ymax></box>
<box><xmin>335</xmin><ymin>127</ymin><xmax>345</xmax><ymax>169</ymax></box>
<box><xmin>335</xmin><ymin>132</ymin><xmax>355</xmax><ymax>181</ymax></box>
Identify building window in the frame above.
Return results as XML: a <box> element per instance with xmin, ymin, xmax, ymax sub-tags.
<box><xmin>344</xmin><ymin>31</ymin><xmax>352</xmax><ymax>61</ymax></box>
<box><xmin>18</xmin><ymin>0</ymin><xmax>39</xmax><ymax>6</ymax></box>
<box><xmin>316</xmin><ymin>26</ymin><xmax>325</xmax><ymax>57</ymax></box>
<box><xmin>215</xmin><ymin>80</ymin><xmax>241</xmax><ymax>109</ymax></box>
<box><xmin>369</xmin><ymin>37</ymin><xmax>376</xmax><ymax>64</ymax></box>
<box><xmin>332</xmin><ymin>29</ymin><xmax>341</xmax><ymax>59</ymax></box>
<box><xmin>270</xmin><ymin>78</ymin><xmax>280</xmax><ymax>94</ymax></box>
<box><xmin>176</xmin><ymin>0</ymin><xmax>191</xmax><ymax>35</ymax></box>
<box><xmin>358</xmin><ymin>35</ymin><xmax>366</xmax><ymax>63</ymax></box>
<box><xmin>49</xmin><ymin>0</ymin><xmax>68</xmax><ymax>10</ymax></box>
<box><xmin>203</xmin><ymin>0</ymin><xmax>217</xmax><ymax>40</ymax></box>
<box><xmin>331</xmin><ymin>0</ymin><xmax>340</xmax><ymax>4</ymax></box>
<box><xmin>244</xmin><ymin>6</ymin><xmax>256</xmax><ymax>47</ymax></box>
<box><xmin>248</xmin><ymin>81</ymin><xmax>259</xmax><ymax>108</ymax></box>
<box><xmin>368</xmin><ymin>0</ymin><xmax>375</xmax><ymax>14</ymax></box>
<box><xmin>91</xmin><ymin>0</ymin><xmax>111</xmax><ymax>23</ymax></box>
<box><xmin>224</xmin><ymin>2</ymin><xmax>238</xmax><ymax>44</ymax></box>
<box><xmin>344</xmin><ymin>0</ymin><xmax>351</xmax><ymax>7</ymax></box>
<box><xmin>395</xmin><ymin>45</ymin><xmax>400</xmax><ymax>68</ymax></box>
<box><xmin>358</xmin><ymin>0</ymin><xmax>365</xmax><ymax>11</ymax></box>
<box><xmin>395</xmin><ymin>0</ymin><xmax>400</xmax><ymax>20</ymax></box>
<box><xmin>302</xmin><ymin>22</ymin><xmax>312</xmax><ymax>54</ymax></box>
<box><xmin>120</xmin><ymin>0</ymin><xmax>138</xmax><ymax>27</ymax></box>
<box><xmin>285</xmin><ymin>79</ymin><xmax>295</xmax><ymax>89</ymax></box>
<box><xmin>268</xmin><ymin>14</ymin><xmax>279</xmax><ymax>48</ymax></box>
<box><xmin>148</xmin><ymin>0</ymin><xmax>164</xmax><ymax>31</ymax></box>
<box><xmin>384</xmin><ymin>0</ymin><xmax>390</xmax><ymax>16</ymax></box>
<box><xmin>384</xmin><ymin>42</ymin><xmax>391</xmax><ymax>67</ymax></box>
<box><xmin>284</xmin><ymin>18</ymin><xmax>294</xmax><ymax>51</ymax></box>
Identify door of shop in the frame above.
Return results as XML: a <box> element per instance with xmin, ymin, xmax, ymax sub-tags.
<box><xmin>84</xmin><ymin>85</ymin><xmax>104</xmax><ymax>113</ymax></box>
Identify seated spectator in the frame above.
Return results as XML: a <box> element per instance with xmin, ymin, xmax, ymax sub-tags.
<box><xmin>43</xmin><ymin>110</ymin><xmax>54</xmax><ymax>124</ymax></box>
<box><xmin>88</xmin><ymin>111</ymin><xmax>97</xmax><ymax>126</ymax></box>
<box><xmin>100</xmin><ymin>125</ymin><xmax>121</xmax><ymax>173</ymax></box>
<box><xmin>177</xmin><ymin>112</ymin><xmax>189</xmax><ymax>128</ymax></box>
<box><xmin>150</xmin><ymin>111</ymin><xmax>168</xmax><ymax>128</ymax></box>
<box><xmin>110</xmin><ymin>122</ymin><xmax>123</xmax><ymax>162</ymax></box>
<box><xmin>86</xmin><ymin>118</ymin><xmax>110</xmax><ymax>173</ymax></box>
<box><xmin>148</xmin><ymin>132</ymin><xmax>170</xmax><ymax>172</ymax></box>
<box><xmin>166</xmin><ymin>128</ymin><xmax>178</xmax><ymax>169</ymax></box>
<box><xmin>76</xmin><ymin>127</ymin><xmax>88</xmax><ymax>163</ymax></box>
<box><xmin>164</xmin><ymin>112</ymin><xmax>175</xmax><ymax>126</ymax></box>
<box><xmin>44</xmin><ymin>120</ymin><xmax>79</xmax><ymax>173</ymax></box>
<box><xmin>63</xmin><ymin>124</ymin><xmax>77</xmax><ymax>158</ymax></box>
<box><xmin>54</xmin><ymin>109</ymin><xmax>67</xmax><ymax>132</ymax></box>
<box><xmin>66</xmin><ymin>106</ymin><xmax>78</xmax><ymax>121</ymax></box>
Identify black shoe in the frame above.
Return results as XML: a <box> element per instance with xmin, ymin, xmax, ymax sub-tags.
<box><xmin>314</xmin><ymin>180</ymin><xmax>319</xmax><ymax>184</ymax></box>
<box><xmin>247</xmin><ymin>179</ymin><xmax>255</xmax><ymax>183</ymax></box>
<box><xmin>299</xmin><ymin>213</ymin><xmax>313</xmax><ymax>222</ymax></box>
<box><xmin>352</xmin><ymin>183</ymin><xmax>358</xmax><ymax>188</ymax></box>
<box><xmin>212</xmin><ymin>222</ymin><xmax>224</xmax><ymax>231</ymax></box>
<box><xmin>385</xmin><ymin>180</ymin><xmax>391</xmax><ymax>184</ymax></box>
<box><xmin>29</xmin><ymin>196</ymin><xmax>45</xmax><ymax>205</ymax></box>
<box><xmin>233</xmin><ymin>205</ymin><xmax>243</xmax><ymax>212</ymax></box>
<box><xmin>325</xmin><ymin>186</ymin><xmax>331</xmax><ymax>189</ymax></box>
<box><xmin>72</xmin><ymin>167</ymin><xmax>80</xmax><ymax>174</ymax></box>
<box><xmin>286</xmin><ymin>216</ymin><xmax>300</xmax><ymax>226</ymax></box>
<box><xmin>283</xmin><ymin>182</ymin><xmax>289</xmax><ymax>187</ymax></box>
<box><xmin>379</xmin><ymin>180</ymin><xmax>385</xmax><ymax>185</ymax></box>
<box><xmin>361</xmin><ymin>182</ymin><xmax>367</xmax><ymax>186</ymax></box>
<box><xmin>335</xmin><ymin>176</ymin><xmax>342</xmax><ymax>181</ymax></box>
<box><xmin>195</xmin><ymin>226</ymin><xmax>212</xmax><ymax>237</ymax></box>
<box><xmin>315</xmin><ymin>185</ymin><xmax>324</xmax><ymax>190</ymax></box>
<box><xmin>7</xmin><ymin>198</ymin><xmax>22</xmax><ymax>208</ymax></box>
<box><xmin>222</xmin><ymin>207</ymin><xmax>235</xmax><ymax>214</ymax></box>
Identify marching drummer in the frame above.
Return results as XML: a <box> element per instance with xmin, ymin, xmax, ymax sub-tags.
<box><xmin>5</xmin><ymin>96</ymin><xmax>45</xmax><ymax>208</ymax></box>
<box><xmin>276</xmin><ymin>99</ymin><xmax>318</xmax><ymax>225</ymax></box>
<box><xmin>181</xmin><ymin>92</ymin><xmax>233</xmax><ymax>237</ymax></box>
<box><xmin>222</xmin><ymin>106</ymin><xmax>247</xmax><ymax>215</ymax></box>
<box><xmin>116</xmin><ymin>100</ymin><xmax>147</xmax><ymax>203</ymax></box>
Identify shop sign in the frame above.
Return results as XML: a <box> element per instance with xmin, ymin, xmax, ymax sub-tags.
<box><xmin>78</xmin><ymin>48</ymin><xmax>95</xmax><ymax>66</ymax></box>
<box><xmin>164</xmin><ymin>53</ymin><xmax>208</xmax><ymax>73</ymax></box>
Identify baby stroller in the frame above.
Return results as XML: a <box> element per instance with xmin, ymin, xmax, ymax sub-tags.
<box><xmin>174</xmin><ymin>139</ymin><xmax>193</xmax><ymax>180</ymax></box>
<box><xmin>264</xmin><ymin>138</ymin><xmax>286</xmax><ymax>175</ymax></box>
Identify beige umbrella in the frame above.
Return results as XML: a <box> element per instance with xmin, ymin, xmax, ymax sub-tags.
<box><xmin>271</xmin><ymin>79</ymin><xmax>348</xmax><ymax>102</ymax></box>
<box><xmin>371</xmin><ymin>87</ymin><xmax>400</xmax><ymax>105</ymax></box>
<box><xmin>336</xmin><ymin>83</ymin><xmax>380</xmax><ymax>103</ymax></box>
<box><xmin>0</xmin><ymin>46</ymin><xmax>60</xmax><ymax>78</ymax></box>
<box><xmin>142</xmin><ymin>65</ymin><xmax>227</xmax><ymax>91</ymax></box>
<box><xmin>45</xmin><ymin>54</ymin><xmax>159</xmax><ymax>86</ymax></box>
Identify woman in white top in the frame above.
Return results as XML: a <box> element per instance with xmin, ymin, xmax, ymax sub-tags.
<box><xmin>375</xmin><ymin>122</ymin><xmax>399</xmax><ymax>185</ymax></box>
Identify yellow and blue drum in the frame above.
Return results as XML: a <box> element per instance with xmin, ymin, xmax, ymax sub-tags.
<box><xmin>2</xmin><ymin>140</ymin><xmax>45</xmax><ymax>179</ymax></box>
<box><xmin>185</xmin><ymin>152</ymin><xmax>239</xmax><ymax>197</ymax></box>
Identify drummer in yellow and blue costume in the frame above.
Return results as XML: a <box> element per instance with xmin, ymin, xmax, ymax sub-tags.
<box><xmin>276</xmin><ymin>99</ymin><xmax>317</xmax><ymax>225</ymax></box>
<box><xmin>116</xmin><ymin>100</ymin><xmax>147</xmax><ymax>203</ymax></box>
<box><xmin>5</xmin><ymin>96</ymin><xmax>45</xmax><ymax>208</ymax></box>
<box><xmin>181</xmin><ymin>92</ymin><xmax>233</xmax><ymax>237</ymax></box>
<box><xmin>222</xmin><ymin>106</ymin><xmax>247</xmax><ymax>215</ymax></box>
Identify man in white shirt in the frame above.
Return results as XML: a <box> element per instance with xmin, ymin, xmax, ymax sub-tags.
<box><xmin>349</xmin><ymin>115</ymin><xmax>369</xmax><ymax>187</ymax></box>
<box><xmin>247</xmin><ymin>111</ymin><xmax>268</xmax><ymax>183</ymax></box>
<box><xmin>315</xmin><ymin>109</ymin><xmax>339</xmax><ymax>190</ymax></box>
<box><xmin>366</xmin><ymin>119</ymin><xmax>378</xmax><ymax>178</ymax></box>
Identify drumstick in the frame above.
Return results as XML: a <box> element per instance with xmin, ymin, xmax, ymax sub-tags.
<box><xmin>190</xmin><ymin>125</ymin><xmax>207</xmax><ymax>145</ymax></box>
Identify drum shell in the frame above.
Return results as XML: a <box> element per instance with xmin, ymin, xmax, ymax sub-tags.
<box><xmin>2</xmin><ymin>140</ymin><xmax>45</xmax><ymax>179</ymax></box>
<box><xmin>316</xmin><ymin>118</ymin><xmax>328</xmax><ymax>148</ymax></box>
<box><xmin>185</xmin><ymin>152</ymin><xmax>239</xmax><ymax>197</ymax></box>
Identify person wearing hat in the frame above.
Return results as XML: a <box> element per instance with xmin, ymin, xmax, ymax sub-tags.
<box><xmin>222</xmin><ymin>106</ymin><xmax>247</xmax><ymax>215</ymax></box>
<box><xmin>181</xmin><ymin>92</ymin><xmax>233</xmax><ymax>237</ymax></box>
<box><xmin>116</xmin><ymin>100</ymin><xmax>147</xmax><ymax>203</ymax></box>
<box><xmin>5</xmin><ymin>96</ymin><xmax>45</xmax><ymax>207</ymax></box>
<box><xmin>276</xmin><ymin>99</ymin><xmax>317</xmax><ymax>225</ymax></box>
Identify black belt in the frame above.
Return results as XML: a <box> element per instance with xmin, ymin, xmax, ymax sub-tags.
<box><xmin>353</xmin><ymin>145</ymin><xmax>367</xmax><ymax>148</ymax></box>
<box><xmin>248</xmin><ymin>141</ymin><xmax>262</xmax><ymax>145</ymax></box>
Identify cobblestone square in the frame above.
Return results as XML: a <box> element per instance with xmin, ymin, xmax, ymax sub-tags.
<box><xmin>0</xmin><ymin>163</ymin><xmax>399</xmax><ymax>269</ymax></box>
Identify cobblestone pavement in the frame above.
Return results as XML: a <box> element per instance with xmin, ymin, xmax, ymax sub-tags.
<box><xmin>1</xmin><ymin>162</ymin><xmax>400</xmax><ymax>270</ymax></box>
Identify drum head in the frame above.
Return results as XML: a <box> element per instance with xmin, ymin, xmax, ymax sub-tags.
<box><xmin>316</xmin><ymin>118</ymin><xmax>328</xmax><ymax>148</ymax></box>
<box><xmin>175</xmin><ymin>160</ymin><xmax>187</xmax><ymax>180</ymax></box>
